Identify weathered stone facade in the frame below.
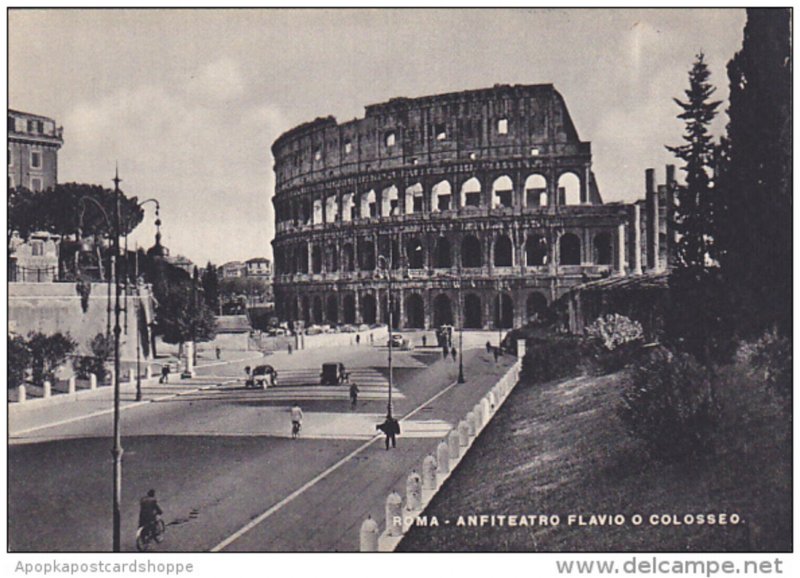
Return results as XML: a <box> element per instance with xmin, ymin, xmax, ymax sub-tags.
<box><xmin>271</xmin><ymin>84</ymin><xmax>660</xmax><ymax>330</ymax></box>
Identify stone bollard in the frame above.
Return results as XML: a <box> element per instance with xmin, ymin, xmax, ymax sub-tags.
<box><xmin>385</xmin><ymin>492</ymin><xmax>403</xmax><ymax>537</ymax></box>
<box><xmin>145</xmin><ymin>365</ymin><xmax>153</xmax><ymax>380</ymax></box>
<box><xmin>517</xmin><ymin>340</ymin><xmax>527</xmax><ymax>359</ymax></box>
<box><xmin>458</xmin><ymin>420</ymin><xmax>470</xmax><ymax>447</ymax></box>
<box><xmin>447</xmin><ymin>429</ymin><xmax>460</xmax><ymax>462</ymax></box>
<box><xmin>473</xmin><ymin>403</ymin><xmax>484</xmax><ymax>428</ymax></box>
<box><xmin>436</xmin><ymin>440</ymin><xmax>450</xmax><ymax>475</ymax></box>
<box><xmin>128</xmin><ymin>368</ymin><xmax>136</xmax><ymax>385</ymax></box>
<box><xmin>487</xmin><ymin>391</ymin><xmax>497</xmax><ymax>411</ymax></box>
<box><xmin>68</xmin><ymin>376</ymin><xmax>76</xmax><ymax>395</ymax></box>
<box><xmin>43</xmin><ymin>380</ymin><xmax>52</xmax><ymax>398</ymax></box>
<box><xmin>422</xmin><ymin>455</ymin><xmax>437</xmax><ymax>490</ymax></box>
<box><xmin>405</xmin><ymin>470</ymin><xmax>422</xmax><ymax>512</ymax></box>
<box><xmin>18</xmin><ymin>385</ymin><xmax>26</xmax><ymax>404</ymax></box>
<box><xmin>466</xmin><ymin>411</ymin><xmax>477</xmax><ymax>437</ymax></box>
<box><xmin>89</xmin><ymin>373</ymin><xmax>97</xmax><ymax>390</ymax></box>
<box><xmin>481</xmin><ymin>397</ymin><xmax>491</xmax><ymax>420</ymax></box>
<box><xmin>360</xmin><ymin>516</ymin><xmax>379</xmax><ymax>552</ymax></box>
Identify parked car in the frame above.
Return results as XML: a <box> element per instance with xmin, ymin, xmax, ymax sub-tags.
<box><xmin>387</xmin><ymin>334</ymin><xmax>404</xmax><ymax>348</ymax></box>
<box><xmin>320</xmin><ymin>362</ymin><xmax>349</xmax><ymax>385</ymax></box>
<box><xmin>249</xmin><ymin>364</ymin><xmax>278</xmax><ymax>389</ymax></box>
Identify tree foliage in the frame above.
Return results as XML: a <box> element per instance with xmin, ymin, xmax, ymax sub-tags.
<box><xmin>717</xmin><ymin>8</ymin><xmax>792</xmax><ymax>338</ymax></box>
<box><xmin>25</xmin><ymin>331</ymin><xmax>78</xmax><ymax>386</ymax></box>
<box><xmin>665</xmin><ymin>54</ymin><xmax>731</xmax><ymax>363</ymax></box>
<box><xmin>155</xmin><ymin>280</ymin><xmax>217</xmax><ymax>346</ymax></box>
<box><xmin>8</xmin><ymin>335</ymin><xmax>31</xmax><ymax>389</ymax></box>
<box><xmin>72</xmin><ymin>333</ymin><xmax>112</xmax><ymax>383</ymax></box>
<box><xmin>201</xmin><ymin>262</ymin><xmax>220</xmax><ymax>313</ymax></box>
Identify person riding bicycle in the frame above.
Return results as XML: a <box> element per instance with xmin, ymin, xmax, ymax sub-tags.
<box><xmin>290</xmin><ymin>403</ymin><xmax>303</xmax><ymax>439</ymax></box>
<box><xmin>138</xmin><ymin>489</ymin><xmax>163</xmax><ymax>538</ymax></box>
<box><xmin>349</xmin><ymin>381</ymin><xmax>360</xmax><ymax>409</ymax></box>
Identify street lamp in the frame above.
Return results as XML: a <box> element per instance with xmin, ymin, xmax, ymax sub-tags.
<box><xmin>377</xmin><ymin>252</ymin><xmax>393</xmax><ymax>418</ymax></box>
<box><xmin>455</xmin><ymin>276</ymin><xmax>465</xmax><ymax>384</ymax></box>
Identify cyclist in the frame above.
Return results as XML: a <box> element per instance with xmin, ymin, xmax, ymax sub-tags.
<box><xmin>290</xmin><ymin>403</ymin><xmax>303</xmax><ymax>439</ymax></box>
<box><xmin>349</xmin><ymin>381</ymin><xmax>360</xmax><ymax>409</ymax></box>
<box><xmin>138</xmin><ymin>489</ymin><xmax>163</xmax><ymax>540</ymax></box>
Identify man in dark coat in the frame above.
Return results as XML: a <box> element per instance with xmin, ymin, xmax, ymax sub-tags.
<box><xmin>377</xmin><ymin>415</ymin><xmax>400</xmax><ymax>450</ymax></box>
<box><xmin>138</xmin><ymin>489</ymin><xmax>163</xmax><ymax>533</ymax></box>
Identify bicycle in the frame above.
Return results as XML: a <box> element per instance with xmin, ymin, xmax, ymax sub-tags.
<box><xmin>291</xmin><ymin>420</ymin><xmax>301</xmax><ymax>439</ymax></box>
<box><xmin>135</xmin><ymin>516</ymin><xmax>166</xmax><ymax>551</ymax></box>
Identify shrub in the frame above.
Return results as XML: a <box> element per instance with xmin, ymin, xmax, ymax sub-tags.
<box><xmin>748</xmin><ymin>329</ymin><xmax>792</xmax><ymax>399</ymax></box>
<box><xmin>8</xmin><ymin>334</ymin><xmax>30</xmax><ymax>389</ymax></box>
<box><xmin>585</xmin><ymin>314</ymin><xmax>644</xmax><ymax>351</ymax></box>
<box><xmin>522</xmin><ymin>335</ymin><xmax>591</xmax><ymax>384</ymax></box>
<box><xmin>27</xmin><ymin>331</ymin><xmax>78</xmax><ymax>385</ymax></box>
<box><xmin>73</xmin><ymin>333</ymin><xmax>112</xmax><ymax>383</ymax></box>
<box><xmin>619</xmin><ymin>346</ymin><xmax>717</xmax><ymax>462</ymax></box>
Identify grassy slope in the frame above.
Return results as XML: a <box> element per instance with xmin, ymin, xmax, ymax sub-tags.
<box><xmin>399</xmin><ymin>368</ymin><xmax>791</xmax><ymax>552</ymax></box>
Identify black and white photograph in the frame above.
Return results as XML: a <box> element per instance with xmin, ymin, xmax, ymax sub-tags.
<box><xmin>4</xmin><ymin>4</ymin><xmax>793</xmax><ymax>569</ymax></box>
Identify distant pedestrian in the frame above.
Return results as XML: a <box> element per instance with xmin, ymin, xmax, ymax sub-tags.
<box><xmin>290</xmin><ymin>403</ymin><xmax>303</xmax><ymax>439</ymax></box>
<box><xmin>288</xmin><ymin>343</ymin><xmax>293</xmax><ymax>355</ymax></box>
<box><xmin>485</xmin><ymin>341</ymin><xmax>492</xmax><ymax>353</ymax></box>
<box><xmin>421</xmin><ymin>335</ymin><xmax>427</xmax><ymax>348</ymax></box>
<box><xmin>356</xmin><ymin>334</ymin><xmax>361</xmax><ymax>346</ymax></box>
<box><xmin>369</xmin><ymin>333</ymin><xmax>374</xmax><ymax>344</ymax></box>
<box><xmin>376</xmin><ymin>415</ymin><xmax>400</xmax><ymax>450</ymax></box>
<box><xmin>159</xmin><ymin>365</ymin><xmax>170</xmax><ymax>384</ymax></box>
<box><xmin>493</xmin><ymin>347</ymin><xmax>500</xmax><ymax>364</ymax></box>
<box><xmin>451</xmin><ymin>346</ymin><xmax>457</xmax><ymax>361</ymax></box>
<box><xmin>349</xmin><ymin>382</ymin><xmax>360</xmax><ymax>409</ymax></box>
<box><xmin>442</xmin><ymin>345</ymin><xmax>448</xmax><ymax>359</ymax></box>
<box><xmin>215</xmin><ymin>347</ymin><xmax>221</xmax><ymax>360</ymax></box>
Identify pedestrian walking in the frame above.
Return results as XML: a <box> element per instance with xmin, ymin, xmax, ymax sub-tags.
<box><xmin>369</xmin><ymin>333</ymin><xmax>374</xmax><ymax>344</ymax></box>
<box><xmin>288</xmin><ymin>343</ymin><xmax>293</xmax><ymax>355</ymax></box>
<box><xmin>451</xmin><ymin>346</ymin><xmax>457</xmax><ymax>361</ymax></box>
<box><xmin>421</xmin><ymin>335</ymin><xmax>427</xmax><ymax>348</ymax></box>
<box><xmin>349</xmin><ymin>382</ymin><xmax>360</xmax><ymax>409</ymax></box>
<box><xmin>356</xmin><ymin>334</ymin><xmax>361</xmax><ymax>346</ymax></box>
<box><xmin>442</xmin><ymin>345</ymin><xmax>448</xmax><ymax>359</ymax></box>
<box><xmin>376</xmin><ymin>414</ymin><xmax>400</xmax><ymax>450</ymax></box>
<box><xmin>493</xmin><ymin>347</ymin><xmax>500</xmax><ymax>364</ymax></box>
<box><xmin>485</xmin><ymin>340</ymin><xmax>492</xmax><ymax>353</ymax></box>
<box><xmin>215</xmin><ymin>347</ymin><xmax>221</xmax><ymax>360</ymax></box>
<box><xmin>159</xmin><ymin>364</ymin><xmax>170</xmax><ymax>384</ymax></box>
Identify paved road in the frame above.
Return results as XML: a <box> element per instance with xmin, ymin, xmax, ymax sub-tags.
<box><xmin>9</xmin><ymin>332</ymin><xmax>514</xmax><ymax>552</ymax></box>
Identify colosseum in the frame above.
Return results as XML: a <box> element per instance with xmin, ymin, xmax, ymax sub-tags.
<box><xmin>271</xmin><ymin>84</ymin><xmax>667</xmax><ymax>331</ymax></box>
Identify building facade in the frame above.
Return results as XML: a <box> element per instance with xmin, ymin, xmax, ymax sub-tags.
<box><xmin>8</xmin><ymin>109</ymin><xmax>63</xmax><ymax>191</ymax></box>
<box><xmin>271</xmin><ymin>84</ymin><xmax>664</xmax><ymax>330</ymax></box>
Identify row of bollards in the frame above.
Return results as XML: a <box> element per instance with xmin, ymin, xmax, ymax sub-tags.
<box><xmin>15</xmin><ymin>365</ymin><xmax>158</xmax><ymax>405</ymax></box>
<box><xmin>360</xmin><ymin>358</ymin><xmax>523</xmax><ymax>552</ymax></box>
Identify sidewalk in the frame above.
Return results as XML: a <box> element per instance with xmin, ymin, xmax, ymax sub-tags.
<box><xmin>216</xmin><ymin>348</ymin><xmax>517</xmax><ymax>552</ymax></box>
<box><xmin>8</xmin><ymin>350</ymin><xmax>265</xmax><ymax>436</ymax></box>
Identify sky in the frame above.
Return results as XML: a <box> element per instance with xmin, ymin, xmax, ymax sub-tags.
<box><xmin>8</xmin><ymin>8</ymin><xmax>747</xmax><ymax>266</ymax></box>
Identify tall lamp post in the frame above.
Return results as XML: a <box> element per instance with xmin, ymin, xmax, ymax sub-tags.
<box><xmin>377</xmin><ymin>252</ymin><xmax>393</xmax><ymax>417</ymax></box>
<box><xmin>455</xmin><ymin>275</ymin><xmax>465</xmax><ymax>384</ymax></box>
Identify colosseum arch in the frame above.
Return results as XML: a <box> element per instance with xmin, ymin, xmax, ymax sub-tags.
<box><xmin>325</xmin><ymin>195</ymin><xmax>338</xmax><ymax>222</ymax></box>
<box><xmin>301</xmin><ymin>199</ymin><xmax>311</xmax><ymax>224</ymax></box>
<box><xmin>433</xmin><ymin>293</ymin><xmax>453</xmax><ymax>326</ymax></box>
<box><xmin>405</xmin><ymin>183</ymin><xmax>424</xmax><ymax>214</ymax></box>
<box><xmin>406</xmin><ymin>237</ymin><xmax>425</xmax><ymax>269</ymax></box>
<box><xmin>460</xmin><ymin>177</ymin><xmax>482</xmax><ymax>208</ymax></box>
<box><xmin>462</xmin><ymin>235</ymin><xmax>482</xmax><ymax>268</ymax></box>
<box><xmin>559</xmin><ymin>233</ymin><xmax>581</xmax><ymax>265</ymax></box>
<box><xmin>492</xmin><ymin>175</ymin><xmax>514</xmax><ymax>208</ymax></box>
<box><xmin>326</xmin><ymin>294</ymin><xmax>338</xmax><ymax>324</ymax></box>
<box><xmin>326</xmin><ymin>242</ymin><xmax>339</xmax><ymax>272</ymax></box>
<box><xmin>361</xmin><ymin>189</ymin><xmax>377</xmax><ymax>218</ymax></box>
<box><xmin>431</xmin><ymin>180</ymin><xmax>453</xmax><ymax>213</ymax></box>
<box><xmin>593</xmin><ymin>232</ymin><xmax>612</xmax><ymax>265</ymax></box>
<box><xmin>342</xmin><ymin>294</ymin><xmax>356</xmax><ymax>324</ymax></box>
<box><xmin>526</xmin><ymin>292</ymin><xmax>548</xmax><ymax>324</ymax></box>
<box><xmin>434</xmin><ymin>237</ymin><xmax>452</xmax><ymax>268</ymax></box>
<box><xmin>381</xmin><ymin>185</ymin><xmax>399</xmax><ymax>217</ymax></box>
<box><xmin>464</xmin><ymin>293</ymin><xmax>482</xmax><ymax>328</ymax></box>
<box><xmin>297</xmin><ymin>245</ymin><xmax>308</xmax><ymax>273</ymax></box>
<box><xmin>342</xmin><ymin>243</ymin><xmax>355</xmax><ymax>272</ymax></box>
<box><xmin>312</xmin><ymin>296</ymin><xmax>323</xmax><ymax>324</ymax></box>
<box><xmin>406</xmin><ymin>293</ymin><xmax>425</xmax><ymax>328</ymax></box>
<box><xmin>311</xmin><ymin>245</ymin><xmax>322</xmax><ymax>274</ymax></box>
<box><xmin>526</xmin><ymin>234</ymin><xmax>548</xmax><ymax>266</ymax></box>
<box><xmin>380</xmin><ymin>295</ymin><xmax>400</xmax><ymax>329</ymax></box>
<box><xmin>494</xmin><ymin>234</ymin><xmax>513</xmax><ymax>267</ymax></box>
<box><xmin>313</xmin><ymin>199</ymin><xmax>324</xmax><ymax>224</ymax></box>
<box><xmin>342</xmin><ymin>193</ymin><xmax>354</xmax><ymax>222</ymax></box>
<box><xmin>359</xmin><ymin>239</ymin><xmax>375</xmax><ymax>271</ymax></box>
<box><xmin>494</xmin><ymin>293</ymin><xmax>514</xmax><ymax>329</ymax></box>
<box><xmin>524</xmin><ymin>174</ymin><xmax>548</xmax><ymax>207</ymax></box>
<box><xmin>558</xmin><ymin>172</ymin><xmax>581</xmax><ymax>206</ymax></box>
<box><xmin>361</xmin><ymin>293</ymin><xmax>377</xmax><ymax>324</ymax></box>
<box><xmin>301</xmin><ymin>295</ymin><xmax>310</xmax><ymax>322</ymax></box>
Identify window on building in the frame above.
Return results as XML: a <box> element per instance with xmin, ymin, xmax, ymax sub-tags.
<box><xmin>344</xmin><ymin>140</ymin><xmax>352</xmax><ymax>154</ymax></box>
<box><xmin>314</xmin><ymin>148</ymin><xmax>322</xmax><ymax>161</ymax></box>
<box><xmin>498</xmin><ymin>118</ymin><xmax>508</xmax><ymax>134</ymax></box>
<box><xmin>8</xmin><ymin>116</ymin><xmax>15</xmax><ymax>131</ymax></box>
<box><xmin>435</xmin><ymin>123</ymin><xmax>447</xmax><ymax>141</ymax></box>
<box><xmin>31</xmin><ymin>151</ymin><xmax>41</xmax><ymax>169</ymax></box>
<box><xmin>530</xmin><ymin>148</ymin><xmax>540</xmax><ymax>156</ymax></box>
<box><xmin>27</xmin><ymin>120</ymin><xmax>35</xmax><ymax>133</ymax></box>
<box><xmin>31</xmin><ymin>178</ymin><xmax>42</xmax><ymax>192</ymax></box>
<box><xmin>385</xmin><ymin>131</ymin><xmax>396</xmax><ymax>147</ymax></box>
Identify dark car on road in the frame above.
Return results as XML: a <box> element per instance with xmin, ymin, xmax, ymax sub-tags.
<box><xmin>320</xmin><ymin>362</ymin><xmax>349</xmax><ymax>385</ymax></box>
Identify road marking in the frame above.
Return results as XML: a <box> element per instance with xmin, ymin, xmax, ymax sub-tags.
<box><xmin>210</xmin><ymin>374</ymin><xmax>465</xmax><ymax>552</ymax></box>
<box><xmin>9</xmin><ymin>380</ymin><xmax>236</xmax><ymax>438</ymax></box>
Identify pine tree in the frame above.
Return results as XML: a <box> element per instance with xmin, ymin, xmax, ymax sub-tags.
<box><xmin>717</xmin><ymin>9</ymin><xmax>791</xmax><ymax>338</ymax></box>
<box><xmin>201</xmin><ymin>261</ymin><xmax>220</xmax><ymax>314</ymax></box>
<box><xmin>665</xmin><ymin>54</ymin><xmax>729</xmax><ymax>363</ymax></box>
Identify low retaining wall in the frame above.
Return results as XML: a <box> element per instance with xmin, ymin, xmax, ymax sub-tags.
<box><xmin>359</xmin><ymin>355</ymin><xmax>523</xmax><ymax>552</ymax></box>
<box><xmin>298</xmin><ymin>327</ymin><xmax>390</xmax><ymax>351</ymax></box>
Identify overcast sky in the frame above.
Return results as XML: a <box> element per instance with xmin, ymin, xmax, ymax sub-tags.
<box><xmin>8</xmin><ymin>8</ymin><xmax>746</xmax><ymax>266</ymax></box>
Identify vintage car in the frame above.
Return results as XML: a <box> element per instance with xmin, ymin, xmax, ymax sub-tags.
<box><xmin>246</xmin><ymin>364</ymin><xmax>278</xmax><ymax>389</ymax></box>
<box><xmin>320</xmin><ymin>362</ymin><xmax>349</xmax><ymax>385</ymax></box>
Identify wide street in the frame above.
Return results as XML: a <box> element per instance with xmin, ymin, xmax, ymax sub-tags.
<box><xmin>9</xmin><ymin>332</ymin><xmax>514</xmax><ymax>552</ymax></box>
